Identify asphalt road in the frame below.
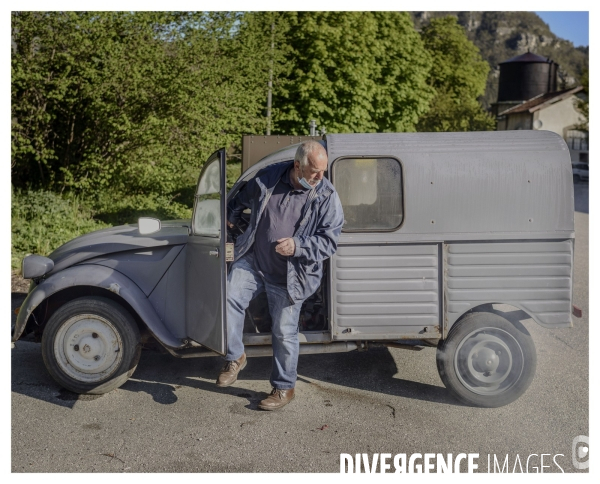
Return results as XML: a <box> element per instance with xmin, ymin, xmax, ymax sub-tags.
<box><xmin>11</xmin><ymin>183</ymin><xmax>589</xmax><ymax>474</ymax></box>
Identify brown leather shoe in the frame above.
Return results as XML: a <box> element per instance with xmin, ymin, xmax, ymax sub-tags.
<box><xmin>216</xmin><ymin>354</ymin><xmax>247</xmax><ymax>387</ymax></box>
<box><xmin>258</xmin><ymin>388</ymin><xmax>295</xmax><ymax>411</ymax></box>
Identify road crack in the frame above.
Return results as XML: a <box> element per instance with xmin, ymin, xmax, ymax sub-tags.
<box><xmin>100</xmin><ymin>452</ymin><xmax>125</xmax><ymax>464</ymax></box>
<box><xmin>386</xmin><ymin>404</ymin><xmax>396</xmax><ymax>419</ymax></box>
<box><xmin>549</xmin><ymin>333</ymin><xmax>575</xmax><ymax>350</ymax></box>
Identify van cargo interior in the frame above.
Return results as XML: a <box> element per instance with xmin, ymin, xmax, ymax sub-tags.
<box><xmin>242</xmin><ymin>261</ymin><xmax>329</xmax><ymax>334</ymax></box>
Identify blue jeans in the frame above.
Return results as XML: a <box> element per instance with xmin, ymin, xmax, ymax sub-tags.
<box><xmin>226</xmin><ymin>252</ymin><xmax>304</xmax><ymax>390</ymax></box>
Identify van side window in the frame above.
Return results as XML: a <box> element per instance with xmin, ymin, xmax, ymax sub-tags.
<box><xmin>333</xmin><ymin>157</ymin><xmax>403</xmax><ymax>231</ymax></box>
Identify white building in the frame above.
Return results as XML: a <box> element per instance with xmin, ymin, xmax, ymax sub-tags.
<box><xmin>496</xmin><ymin>86</ymin><xmax>588</xmax><ymax>164</ymax></box>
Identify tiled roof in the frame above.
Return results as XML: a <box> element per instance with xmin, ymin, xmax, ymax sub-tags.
<box><xmin>498</xmin><ymin>86</ymin><xmax>583</xmax><ymax>115</ymax></box>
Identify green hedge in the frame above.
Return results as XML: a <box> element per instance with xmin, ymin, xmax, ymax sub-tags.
<box><xmin>11</xmin><ymin>161</ymin><xmax>241</xmax><ymax>269</ymax></box>
<box><xmin>11</xmin><ymin>189</ymin><xmax>110</xmax><ymax>268</ymax></box>
<box><xmin>11</xmin><ymin>189</ymin><xmax>197</xmax><ymax>269</ymax></box>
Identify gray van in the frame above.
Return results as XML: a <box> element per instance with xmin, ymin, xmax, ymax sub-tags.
<box><xmin>13</xmin><ymin>130</ymin><xmax>576</xmax><ymax>407</ymax></box>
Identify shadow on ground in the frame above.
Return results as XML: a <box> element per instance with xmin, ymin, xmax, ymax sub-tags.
<box><xmin>12</xmin><ymin>331</ymin><xmax>460</xmax><ymax>411</ymax></box>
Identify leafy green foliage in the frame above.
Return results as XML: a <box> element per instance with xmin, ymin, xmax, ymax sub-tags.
<box><xmin>575</xmin><ymin>67</ymin><xmax>589</xmax><ymax>134</ymax></box>
<box><xmin>12</xmin><ymin>12</ymin><xmax>278</xmax><ymax>196</ymax></box>
<box><xmin>227</xmin><ymin>162</ymin><xmax>242</xmax><ymax>191</ymax></box>
<box><xmin>11</xmin><ymin>159</ymin><xmax>243</xmax><ymax>267</ymax></box>
<box><xmin>11</xmin><ymin>188</ymin><xmax>109</xmax><ymax>268</ymax></box>
<box><xmin>91</xmin><ymin>191</ymin><xmax>192</xmax><ymax>227</ymax></box>
<box><xmin>11</xmin><ymin>187</ymin><xmax>197</xmax><ymax>269</ymax></box>
<box><xmin>272</xmin><ymin>12</ymin><xmax>434</xmax><ymax>134</ymax></box>
<box><xmin>417</xmin><ymin>16</ymin><xmax>495</xmax><ymax>132</ymax></box>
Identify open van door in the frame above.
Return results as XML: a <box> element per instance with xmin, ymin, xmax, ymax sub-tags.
<box><xmin>185</xmin><ymin>149</ymin><xmax>228</xmax><ymax>354</ymax></box>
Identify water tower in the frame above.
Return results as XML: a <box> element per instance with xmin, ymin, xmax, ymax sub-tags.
<box><xmin>493</xmin><ymin>52</ymin><xmax>559</xmax><ymax>115</ymax></box>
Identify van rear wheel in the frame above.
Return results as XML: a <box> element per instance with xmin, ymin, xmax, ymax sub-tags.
<box><xmin>436</xmin><ymin>312</ymin><xmax>536</xmax><ymax>408</ymax></box>
<box><xmin>42</xmin><ymin>296</ymin><xmax>141</xmax><ymax>395</ymax></box>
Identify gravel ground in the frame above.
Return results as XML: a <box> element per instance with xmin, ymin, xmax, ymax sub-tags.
<box><xmin>12</xmin><ymin>270</ymin><xmax>29</xmax><ymax>293</ymax></box>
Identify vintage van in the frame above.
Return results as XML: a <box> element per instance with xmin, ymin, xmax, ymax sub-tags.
<box><xmin>13</xmin><ymin>130</ymin><xmax>576</xmax><ymax>408</ymax></box>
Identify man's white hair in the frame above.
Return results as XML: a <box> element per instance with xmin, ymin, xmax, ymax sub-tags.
<box><xmin>294</xmin><ymin>140</ymin><xmax>326</xmax><ymax>168</ymax></box>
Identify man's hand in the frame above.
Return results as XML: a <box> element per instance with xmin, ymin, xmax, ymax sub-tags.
<box><xmin>275</xmin><ymin>238</ymin><xmax>295</xmax><ymax>257</ymax></box>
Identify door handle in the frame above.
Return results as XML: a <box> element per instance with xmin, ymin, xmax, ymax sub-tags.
<box><xmin>209</xmin><ymin>249</ymin><xmax>219</xmax><ymax>258</ymax></box>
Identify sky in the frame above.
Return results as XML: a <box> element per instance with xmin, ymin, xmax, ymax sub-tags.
<box><xmin>535</xmin><ymin>11</ymin><xmax>589</xmax><ymax>47</ymax></box>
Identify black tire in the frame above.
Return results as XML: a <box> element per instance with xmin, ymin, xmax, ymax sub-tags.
<box><xmin>436</xmin><ymin>312</ymin><xmax>536</xmax><ymax>408</ymax></box>
<box><xmin>42</xmin><ymin>296</ymin><xmax>141</xmax><ymax>394</ymax></box>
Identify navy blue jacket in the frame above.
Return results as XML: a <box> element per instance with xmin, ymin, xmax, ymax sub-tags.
<box><xmin>227</xmin><ymin>161</ymin><xmax>344</xmax><ymax>302</ymax></box>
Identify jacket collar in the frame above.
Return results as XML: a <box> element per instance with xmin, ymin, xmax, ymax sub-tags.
<box><xmin>257</xmin><ymin>160</ymin><xmax>333</xmax><ymax>198</ymax></box>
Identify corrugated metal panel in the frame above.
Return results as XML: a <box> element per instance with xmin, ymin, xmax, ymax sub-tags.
<box><xmin>332</xmin><ymin>244</ymin><xmax>440</xmax><ymax>339</ymax></box>
<box><xmin>445</xmin><ymin>240</ymin><xmax>573</xmax><ymax>328</ymax></box>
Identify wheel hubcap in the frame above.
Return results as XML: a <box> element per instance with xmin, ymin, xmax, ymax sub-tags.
<box><xmin>454</xmin><ymin>326</ymin><xmax>524</xmax><ymax>396</ymax></box>
<box><xmin>54</xmin><ymin>314</ymin><xmax>124</xmax><ymax>383</ymax></box>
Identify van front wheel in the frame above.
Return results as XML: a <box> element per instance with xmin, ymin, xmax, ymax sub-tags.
<box><xmin>436</xmin><ymin>312</ymin><xmax>536</xmax><ymax>408</ymax></box>
<box><xmin>42</xmin><ymin>296</ymin><xmax>141</xmax><ymax>395</ymax></box>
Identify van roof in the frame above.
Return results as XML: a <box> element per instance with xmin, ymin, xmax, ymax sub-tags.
<box><xmin>326</xmin><ymin>130</ymin><xmax>567</xmax><ymax>155</ymax></box>
<box><xmin>241</xmin><ymin>130</ymin><xmax>567</xmax><ymax>180</ymax></box>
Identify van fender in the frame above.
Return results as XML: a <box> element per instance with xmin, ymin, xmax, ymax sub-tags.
<box><xmin>12</xmin><ymin>264</ymin><xmax>184</xmax><ymax>349</ymax></box>
<box><xmin>446</xmin><ymin>301</ymin><xmax>572</xmax><ymax>337</ymax></box>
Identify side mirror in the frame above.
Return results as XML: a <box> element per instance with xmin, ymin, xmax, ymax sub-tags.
<box><xmin>138</xmin><ymin>217</ymin><xmax>161</xmax><ymax>235</ymax></box>
<box><xmin>22</xmin><ymin>255</ymin><xmax>54</xmax><ymax>279</ymax></box>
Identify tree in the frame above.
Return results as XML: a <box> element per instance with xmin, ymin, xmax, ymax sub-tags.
<box><xmin>11</xmin><ymin>12</ymin><xmax>280</xmax><ymax>195</ymax></box>
<box><xmin>575</xmin><ymin>67</ymin><xmax>588</xmax><ymax>134</ymax></box>
<box><xmin>237</xmin><ymin>12</ymin><xmax>293</xmax><ymax>136</ymax></box>
<box><xmin>416</xmin><ymin>16</ymin><xmax>495</xmax><ymax>132</ymax></box>
<box><xmin>272</xmin><ymin>12</ymin><xmax>434</xmax><ymax>134</ymax></box>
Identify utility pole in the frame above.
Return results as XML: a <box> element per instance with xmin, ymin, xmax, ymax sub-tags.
<box><xmin>266</xmin><ymin>20</ymin><xmax>275</xmax><ymax>135</ymax></box>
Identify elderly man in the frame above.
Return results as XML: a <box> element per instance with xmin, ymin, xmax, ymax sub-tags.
<box><xmin>216</xmin><ymin>140</ymin><xmax>344</xmax><ymax>410</ymax></box>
